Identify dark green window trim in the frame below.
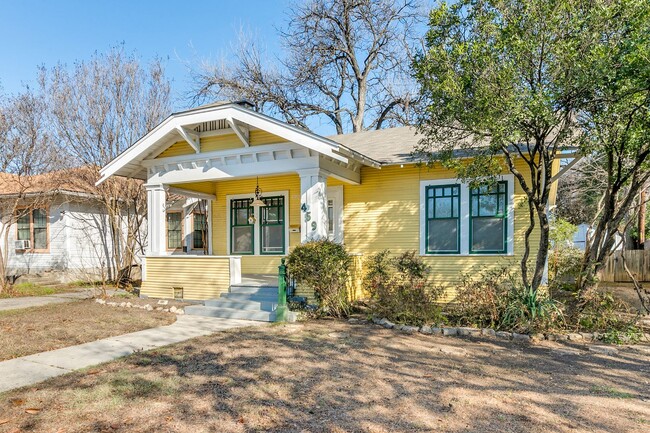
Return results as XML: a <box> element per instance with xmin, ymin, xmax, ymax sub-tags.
<box><xmin>425</xmin><ymin>184</ymin><xmax>461</xmax><ymax>254</ymax></box>
<box><xmin>230</xmin><ymin>198</ymin><xmax>254</xmax><ymax>255</ymax></box>
<box><xmin>260</xmin><ymin>196</ymin><xmax>286</xmax><ymax>255</ymax></box>
<box><xmin>469</xmin><ymin>181</ymin><xmax>508</xmax><ymax>254</ymax></box>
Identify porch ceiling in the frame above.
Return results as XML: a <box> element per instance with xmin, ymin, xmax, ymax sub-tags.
<box><xmin>98</xmin><ymin>102</ymin><xmax>380</xmax><ymax>186</ymax></box>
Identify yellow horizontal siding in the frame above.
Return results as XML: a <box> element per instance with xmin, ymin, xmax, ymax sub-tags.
<box><xmin>156</xmin><ymin>131</ymin><xmax>286</xmax><ymax>159</ymax></box>
<box><xmin>329</xmin><ymin>159</ymin><xmax>541</xmax><ymax>302</ymax></box>
<box><xmin>156</xmin><ymin>156</ymin><xmax>547</xmax><ymax>303</ymax></box>
<box><xmin>141</xmin><ymin>257</ymin><xmax>230</xmax><ymax>300</ymax></box>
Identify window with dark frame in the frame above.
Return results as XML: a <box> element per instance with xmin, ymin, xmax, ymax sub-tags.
<box><xmin>260</xmin><ymin>196</ymin><xmax>285</xmax><ymax>254</ymax></box>
<box><xmin>470</xmin><ymin>181</ymin><xmax>508</xmax><ymax>253</ymax></box>
<box><xmin>230</xmin><ymin>198</ymin><xmax>254</xmax><ymax>254</ymax></box>
<box><xmin>425</xmin><ymin>185</ymin><xmax>460</xmax><ymax>253</ymax></box>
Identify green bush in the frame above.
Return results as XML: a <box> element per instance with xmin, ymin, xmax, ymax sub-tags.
<box><xmin>364</xmin><ymin>250</ymin><xmax>444</xmax><ymax>326</ymax></box>
<box><xmin>501</xmin><ymin>285</ymin><xmax>564</xmax><ymax>333</ymax></box>
<box><xmin>286</xmin><ymin>240</ymin><xmax>352</xmax><ymax>318</ymax></box>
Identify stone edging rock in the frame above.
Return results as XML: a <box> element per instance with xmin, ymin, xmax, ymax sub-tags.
<box><xmin>95</xmin><ymin>298</ymin><xmax>184</xmax><ymax>315</ymax></box>
<box><xmin>367</xmin><ymin>317</ymin><xmax>648</xmax><ymax>346</ymax></box>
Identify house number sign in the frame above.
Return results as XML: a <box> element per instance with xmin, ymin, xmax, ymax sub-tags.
<box><xmin>301</xmin><ymin>202</ymin><xmax>317</xmax><ymax>231</ymax></box>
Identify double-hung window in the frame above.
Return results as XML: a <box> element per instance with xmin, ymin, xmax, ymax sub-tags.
<box><xmin>16</xmin><ymin>208</ymin><xmax>48</xmax><ymax>251</ymax></box>
<box><xmin>470</xmin><ymin>181</ymin><xmax>508</xmax><ymax>254</ymax></box>
<box><xmin>425</xmin><ymin>185</ymin><xmax>460</xmax><ymax>253</ymax></box>
<box><xmin>166</xmin><ymin>211</ymin><xmax>183</xmax><ymax>250</ymax></box>
<box><xmin>230</xmin><ymin>198</ymin><xmax>254</xmax><ymax>254</ymax></box>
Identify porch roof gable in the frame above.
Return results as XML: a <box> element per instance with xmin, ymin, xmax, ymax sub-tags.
<box><xmin>97</xmin><ymin>102</ymin><xmax>381</xmax><ymax>185</ymax></box>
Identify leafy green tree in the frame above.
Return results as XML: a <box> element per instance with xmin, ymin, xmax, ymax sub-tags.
<box><xmin>574</xmin><ymin>1</ymin><xmax>650</xmax><ymax>295</ymax></box>
<box><xmin>413</xmin><ymin>0</ymin><xmax>597</xmax><ymax>293</ymax></box>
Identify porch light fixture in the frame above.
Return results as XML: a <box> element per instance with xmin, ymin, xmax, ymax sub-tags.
<box><xmin>251</xmin><ymin>177</ymin><xmax>266</xmax><ymax>207</ymax></box>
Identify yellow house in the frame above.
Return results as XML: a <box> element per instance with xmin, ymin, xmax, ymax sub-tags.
<box><xmin>98</xmin><ymin>101</ymin><xmax>558</xmax><ymax>321</ymax></box>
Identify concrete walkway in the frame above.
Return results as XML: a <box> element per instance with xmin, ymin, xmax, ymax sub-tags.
<box><xmin>0</xmin><ymin>289</ymin><xmax>97</xmax><ymax>312</ymax></box>
<box><xmin>0</xmin><ymin>315</ymin><xmax>263</xmax><ymax>393</ymax></box>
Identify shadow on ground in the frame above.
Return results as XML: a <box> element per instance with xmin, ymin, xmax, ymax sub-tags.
<box><xmin>1</xmin><ymin>320</ymin><xmax>649</xmax><ymax>433</ymax></box>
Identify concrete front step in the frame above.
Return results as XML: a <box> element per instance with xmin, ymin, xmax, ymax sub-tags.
<box><xmin>204</xmin><ymin>298</ymin><xmax>278</xmax><ymax>311</ymax></box>
<box><xmin>184</xmin><ymin>305</ymin><xmax>296</xmax><ymax>322</ymax></box>
<box><xmin>230</xmin><ymin>286</ymin><xmax>278</xmax><ymax>295</ymax></box>
<box><xmin>220</xmin><ymin>292</ymin><xmax>279</xmax><ymax>302</ymax></box>
<box><xmin>229</xmin><ymin>284</ymin><xmax>278</xmax><ymax>294</ymax></box>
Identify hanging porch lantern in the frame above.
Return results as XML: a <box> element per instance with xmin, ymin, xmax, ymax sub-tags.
<box><xmin>251</xmin><ymin>177</ymin><xmax>266</xmax><ymax>207</ymax></box>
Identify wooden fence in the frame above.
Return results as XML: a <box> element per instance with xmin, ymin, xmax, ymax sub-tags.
<box><xmin>600</xmin><ymin>250</ymin><xmax>650</xmax><ymax>282</ymax></box>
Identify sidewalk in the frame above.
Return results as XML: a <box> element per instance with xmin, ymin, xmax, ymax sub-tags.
<box><xmin>0</xmin><ymin>315</ymin><xmax>263</xmax><ymax>393</ymax></box>
<box><xmin>0</xmin><ymin>289</ymin><xmax>96</xmax><ymax>312</ymax></box>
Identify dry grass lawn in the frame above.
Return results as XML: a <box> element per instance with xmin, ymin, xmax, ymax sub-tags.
<box><xmin>0</xmin><ymin>282</ymin><xmax>83</xmax><ymax>298</ymax></box>
<box><xmin>0</xmin><ymin>319</ymin><xmax>649</xmax><ymax>433</ymax></box>
<box><xmin>0</xmin><ymin>300</ymin><xmax>175</xmax><ymax>361</ymax></box>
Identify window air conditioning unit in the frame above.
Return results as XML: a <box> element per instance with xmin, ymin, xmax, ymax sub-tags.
<box><xmin>15</xmin><ymin>240</ymin><xmax>31</xmax><ymax>250</ymax></box>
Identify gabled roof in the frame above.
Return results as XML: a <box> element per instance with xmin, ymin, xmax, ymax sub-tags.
<box><xmin>97</xmin><ymin>102</ymin><xmax>381</xmax><ymax>185</ymax></box>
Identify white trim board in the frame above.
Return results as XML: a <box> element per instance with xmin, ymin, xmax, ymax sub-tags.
<box><xmin>419</xmin><ymin>174</ymin><xmax>515</xmax><ymax>256</ymax></box>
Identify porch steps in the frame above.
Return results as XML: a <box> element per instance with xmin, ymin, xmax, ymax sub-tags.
<box><xmin>184</xmin><ymin>284</ymin><xmax>296</xmax><ymax>322</ymax></box>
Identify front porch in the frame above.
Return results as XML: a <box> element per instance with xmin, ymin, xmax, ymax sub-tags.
<box><xmin>141</xmin><ymin>171</ymin><xmax>346</xmax><ymax>299</ymax></box>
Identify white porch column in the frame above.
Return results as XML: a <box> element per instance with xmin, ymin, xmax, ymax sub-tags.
<box><xmin>298</xmin><ymin>168</ymin><xmax>329</xmax><ymax>242</ymax></box>
<box><xmin>145</xmin><ymin>184</ymin><xmax>167</xmax><ymax>255</ymax></box>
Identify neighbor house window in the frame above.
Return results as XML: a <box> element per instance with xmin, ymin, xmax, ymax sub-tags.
<box><xmin>15</xmin><ymin>208</ymin><xmax>49</xmax><ymax>251</ymax></box>
<box><xmin>230</xmin><ymin>198</ymin><xmax>254</xmax><ymax>254</ymax></box>
<box><xmin>425</xmin><ymin>185</ymin><xmax>460</xmax><ymax>253</ymax></box>
<box><xmin>260</xmin><ymin>196</ymin><xmax>285</xmax><ymax>254</ymax></box>
<box><xmin>192</xmin><ymin>212</ymin><xmax>207</xmax><ymax>250</ymax></box>
<box><xmin>166</xmin><ymin>211</ymin><xmax>183</xmax><ymax>250</ymax></box>
<box><xmin>470</xmin><ymin>182</ymin><xmax>508</xmax><ymax>253</ymax></box>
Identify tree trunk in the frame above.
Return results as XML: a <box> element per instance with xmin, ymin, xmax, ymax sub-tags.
<box><xmin>532</xmin><ymin>206</ymin><xmax>550</xmax><ymax>292</ymax></box>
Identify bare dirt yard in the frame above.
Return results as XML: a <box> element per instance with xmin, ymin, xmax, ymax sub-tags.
<box><xmin>0</xmin><ymin>319</ymin><xmax>649</xmax><ymax>433</ymax></box>
<box><xmin>0</xmin><ymin>300</ymin><xmax>176</xmax><ymax>361</ymax></box>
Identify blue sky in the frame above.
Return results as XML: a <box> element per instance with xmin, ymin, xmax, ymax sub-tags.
<box><xmin>0</xmin><ymin>0</ymin><xmax>287</xmax><ymax>109</ymax></box>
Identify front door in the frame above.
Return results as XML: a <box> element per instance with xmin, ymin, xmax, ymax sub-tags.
<box><xmin>326</xmin><ymin>185</ymin><xmax>344</xmax><ymax>243</ymax></box>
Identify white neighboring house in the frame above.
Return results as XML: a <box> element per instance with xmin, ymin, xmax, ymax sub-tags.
<box><xmin>572</xmin><ymin>223</ymin><xmax>623</xmax><ymax>251</ymax></box>
<box><xmin>0</xmin><ymin>170</ymin><xmax>143</xmax><ymax>283</ymax></box>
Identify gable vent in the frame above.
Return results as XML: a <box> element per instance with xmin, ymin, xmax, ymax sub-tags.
<box><xmin>193</xmin><ymin>120</ymin><xmax>229</xmax><ymax>133</ymax></box>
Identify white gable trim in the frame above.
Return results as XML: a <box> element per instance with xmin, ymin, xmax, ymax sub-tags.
<box><xmin>97</xmin><ymin>103</ymin><xmax>379</xmax><ymax>185</ymax></box>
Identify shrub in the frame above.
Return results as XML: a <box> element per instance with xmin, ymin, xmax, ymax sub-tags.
<box><xmin>286</xmin><ymin>240</ymin><xmax>352</xmax><ymax>318</ymax></box>
<box><xmin>452</xmin><ymin>266</ymin><xmax>513</xmax><ymax>329</ymax></box>
<box><xmin>453</xmin><ymin>266</ymin><xmax>563</xmax><ymax>333</ymax></box>
<box><xmin>572</xmin><ymin>289</ymin><xmax>641</xmax><ymax>333</ymax></box>
<box><xmin>364</xmin><ymin>250</ymin><xmax>444</xmax><ymax>326</ymax></box>
<box><xmin>501</xmin><ymin>285</ymin><xmax>564</xmax><ymax>333</ymax></box>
